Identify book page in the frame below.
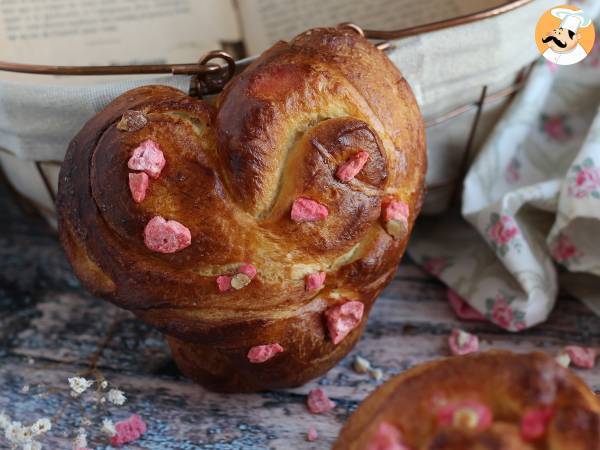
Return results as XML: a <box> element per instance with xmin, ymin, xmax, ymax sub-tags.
<box><xmin>238</xmin><ymin>0</ymin><xmax>505</xmax><ymax>55</ymax></box>
<box><xmin>0</xmin><ymin>0</ymin><xmax>241</xmax><ymax>82</ymax></box>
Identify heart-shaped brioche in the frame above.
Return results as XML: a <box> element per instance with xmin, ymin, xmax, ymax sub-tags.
<box><xmin>57</xmin><ymin>27</ymin><xmax>426</xmax><ymax>391</ymax></box>
<box><xmin>334</xmin><ymin>351</ymin><xmax>600</xmax><ymax>450</ymax></box>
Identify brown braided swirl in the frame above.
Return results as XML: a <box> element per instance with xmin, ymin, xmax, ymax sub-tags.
<box><xmin>57</xmin><ymin>27</ymin><xmax>426</xmax><ymax>391</ymax></box>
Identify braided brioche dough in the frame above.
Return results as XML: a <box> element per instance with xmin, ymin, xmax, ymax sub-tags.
<box><xmin>57</xmin><ymin>27</ymin><xmax>426</xmax><ymax>391</ymax></box>
<box><xmin>334</xmin><ymin>351</ymin><xmax>600</xmax><ymax>450</ymax></box>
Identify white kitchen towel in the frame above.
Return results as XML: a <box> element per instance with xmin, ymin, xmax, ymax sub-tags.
<box><xmin>409</xmin><ymin>15</ymin><xmax>600</xmax><ymax>330</ymax></box>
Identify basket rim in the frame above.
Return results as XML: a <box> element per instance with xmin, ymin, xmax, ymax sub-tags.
<box><xmin>366</xmin><ymin>0</ymin><xmax>532</xmax><ymax>40</ymax></box>
<box><xmin>0</xmin><ymin>0</ymin><xmax>533</xmax><ymax>77</ymax></box>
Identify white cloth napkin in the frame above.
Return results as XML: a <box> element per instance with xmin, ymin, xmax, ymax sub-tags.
<box><xmin>409</xmin><ymin>24</ymin><xmax>600</xmax><ymax>330</ymax></box>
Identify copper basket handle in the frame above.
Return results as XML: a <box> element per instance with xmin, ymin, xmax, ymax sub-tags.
<box><xmin>0</xmin><ymin>0</ymin><xmax>532</xmax><ymax>95</ymax></box>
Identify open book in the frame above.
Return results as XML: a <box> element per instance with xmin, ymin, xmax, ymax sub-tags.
<box><xmin>0</xmin><ymin>0</ymin><xmax>504</xmax><ymax>80</ymax></box>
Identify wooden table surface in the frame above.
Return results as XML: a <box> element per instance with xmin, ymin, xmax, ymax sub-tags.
<box><xmin>1</xmin><ymin>178</ymin><xmax>599</xmax><ymax>450</ymax></box>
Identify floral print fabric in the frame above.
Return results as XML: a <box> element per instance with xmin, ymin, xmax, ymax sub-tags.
<box><xmin>408</xmin><ymin>12</ymin><xmax>600</xmax><ymax>330</ymax></box>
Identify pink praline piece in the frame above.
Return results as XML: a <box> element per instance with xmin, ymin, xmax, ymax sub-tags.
<box><xmin>127</xmin><ymin>139</ymin><xmax>166</xmax><ymax>179</ymax></box>
<box><xmin>336</xmin><ymin>150</ymin><xmax>369</xmax><ymax>182</ymax></box>
<box><xmin>307</xmin><ymin>388</ymin><xmax>336</xmax><ymax>414</ymax></box>
<box><xmin>247</xmin><ymin>343</ymin><xmax>284</xmax><ymax>363</ymax></box>
<box><xmin>382</xmin><ymin>199</ymin><xmax>409</xmax><ymax>223</ymax></box>
<box><xmin>325</xmin><ymin>301</ymin><xmax>364</xmax><ymax>345</ymax></box>
<box><xmin>437</xmin><ymin>401</ymin><xmax>493</xmax><ymax>432</ymax></box>
<box><xmin>291</xmin><ymin>197</ymin><xmax>328</xmax><ymax>222</ymax></box>
<box><xmin>238</xmin><ymin>263</ymin><xmax>257</xmax><ymax>279</ymax></box>
<box><xmin>306</xmin><ymin>428</ymin><xmax>319</xmax><ymax>442</ymax></box>
<box><xmin>216</xmin><ymin>275</ymin><xmax>232</xmax><ymax>292</ymax></box>
<box><xmin>305</xmin><ymin>271</ymin><xmax>326</xmax><ymax>291</ymax></box>
<box><xmin>448</xmin><ymin>328</ymin><xmax>479</xmax><ymax>356</ymax></box>
<box><xmin>563</xmin><ymin>346</ymin><xmax>597</xmax><ymax>369</ymax></box>
<box><xmin>110</xmin><ymin>414</ymin><xmax>147</xmax><ymax>447</ymax></box>
<box><xmin>143</xmin><ymin>216</ymin><xmax>191</xmax><ymax>254</ymax></box>
<box><xmin>128</xmin><ymin>172</ymin><xmax>149</xmax><ymax>203</ymax></box>
<box><xmin>521</xmin><ymin>407</ymin><xmax>555</xmax><ymax>441</ymax></box>
<box><xmin>367</xmin><ymin>422</ymin><xmax>411</xmax><ymax>450</ymax></box>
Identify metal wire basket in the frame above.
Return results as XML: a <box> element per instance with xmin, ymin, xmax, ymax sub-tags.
<box><xmin>0</xmin><ymin>0</ymin><xmax>553</xmax><ymax>226</ymax></box>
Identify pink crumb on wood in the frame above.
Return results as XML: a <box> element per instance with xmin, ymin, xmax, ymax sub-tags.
<box><xmin>305</xmin><ymin>271</ymin><xmax>326</xmax><ymax>291</ymax></box>
<box><xmin>127</xmin><ymin>139</ymin><xmax>166</xmax><ymax>179</ymax></box>
<box><xmin>291</xmin><ymin>197</ymin><xmax>328</xmax><ymax>223</ymax></box>
<box><xmin>336</xmin><ymin>150</ymin><xmax>369</xmax><ymax>182</ymax></box>
<box><xmin>247</xmin><ymin>343</ymin><xmax>284</xmax><ymax>363</ymax></box>
<box><xmin>128</xmin><ymin>172</ymin><xmax>149</xmax><ymax>203</ymax></box>
<box><xmin>563</xmin><ymin>346</ymin><xmax>597</xmax><ymax>369</ymax></box>
<box><xmin>448</xmin><ymin>328</ymin><xmax>479</xmax><ymax>356</ymax></box>
<box><xmin>143</xmin><ymin>216</ymin><xmax>191</xmax><ymax>253</ymax></box>
<box><xmin>306</xmin><ymin>428</ymin><xmax>319</xmax><ymax>441</ymax></box>
<box><xmin>521</xmin><ymin>407</ymin><xmax>555</xmax><ymax>441</ymax></box>
<box><xmin>110</xmin><ymin>414</ymin><xmax>147</xmax><ymax>447</ymax></box>
<box><xmin>325</xmin><ymin>301</ymin><xmax>364</xmax><ymax>345</ymax></box>
<box><xmin>307</xmin><ymin>388</ymin><xmax>336</xmax><ymax>414</ymax></box>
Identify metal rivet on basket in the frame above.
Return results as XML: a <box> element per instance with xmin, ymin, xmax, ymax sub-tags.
<box><xmin>189</xmin><ymin>50</ymin><xmax>236</xmax><ymax>98</ymax></box>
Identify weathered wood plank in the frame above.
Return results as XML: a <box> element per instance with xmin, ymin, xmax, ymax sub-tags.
<box><xmin>8</xmin><ymin>276</ymin><xmax>600</xmax><ymax>390</ymax></box>
<box><xmin>2</xmin><ymin>321</ymin><xmax>599</xmax><ymax>450</ymax></box>
<box><xmin>0</xmin><ymin>356</ymin><xmax>348</xmax><ymax>449</ymax></box>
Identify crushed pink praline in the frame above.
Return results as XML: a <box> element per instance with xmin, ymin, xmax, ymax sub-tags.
<box><xmin>448</xmin><ymin>328</ymin><xmax>479</xmax><ymax>356</ymax></box>
<box><xmin>306</xmin><ymin>428</ymin><xmax>319</xmax><ymax>442</ymax></box>
<box><xmin>336</xmin><ymin>150</ymin><xmax>369</xmax><ymax>182</ymax></box>
<box><xmin>127</xmin><ymin>139</ymin><xmax>166</xmax><ymax>179</ymax></box>
<box><xmin>307</xmin><ymin>388</ymin><xmax>336</xmax><ymax>414</ymax></box>
<box><xmin>325</xmin><ymin>301</ymin><xmax>364</xmax><ymax>345</ymax></box>
<box><xmin>143</xmin><ymin>216</ymin><xmax>191</xmax><ymax>253</ymax></box>
<box><xmin>247</xmin><ymin>343</ymin><xmax>284</xmax><ymax>363</ymax></box>
<box><xmin>367</xmin><ymin>422</ymin><xmax>410</xmax><ymax>450</ymax></box>
<box><xmin>305</xmin><ymin>271</ymin><xmax>326</xmax><ymax>291</ymax></box>
<box><xmin>216</xmin><ymin>275</ymin><xmax>232</xmax><ymax>292</ymax></box>
<box><xmin>447</xmin><ymin>289</ymin><xmax>485</xmax><ymax>321</ymax></box>
<box><xmin>382</xmin><ymin>199</ymin><xmax>409</xmax><ymax>223</ymax></box>
<box><xmin>291</xmin><ymin>197</ymin><xmax>329</xmax><ymax>222</ymax></box>
<box><xmin>128</xmin><ymin>172</ymin><xmax>149</xmax><ymax>203</ymax></box>
<box><xmin>437</xmin><ymin>401</ymin><xmax>493</xmax><ymax>432</ymax></box>
<box><xmin>521</xmin><ymin>407</ymin><xmax>555</xmax><ymax>441</ymax></box>
<box><xmin>563</xmin><ymin>345</ymin><xmax>597</xmax><ymax>369</ymax></box>
<box><xmin>217</xmin><ymin>264</ymin><xmax>257</xmax><ymax>292</ymax></box>
<box><xmin>110</xmin><ymin>414</ymin><xmax>147</xmax><ymax>447</ymax></box>
<box><xmin>238</xmin><ymin>263</ymin><xmax>257</xmax><ymax>279</ymax></box>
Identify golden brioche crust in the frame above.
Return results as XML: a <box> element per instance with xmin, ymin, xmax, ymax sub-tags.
<box><xmin>56</xmin><ymin>27</ymin><xmax>426</xmax><ymax>391</ymax></box>
<box><xmin>334</xmin><ymin>350</ymin><xmax>600</xmax><ymax>450</ymax></box>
